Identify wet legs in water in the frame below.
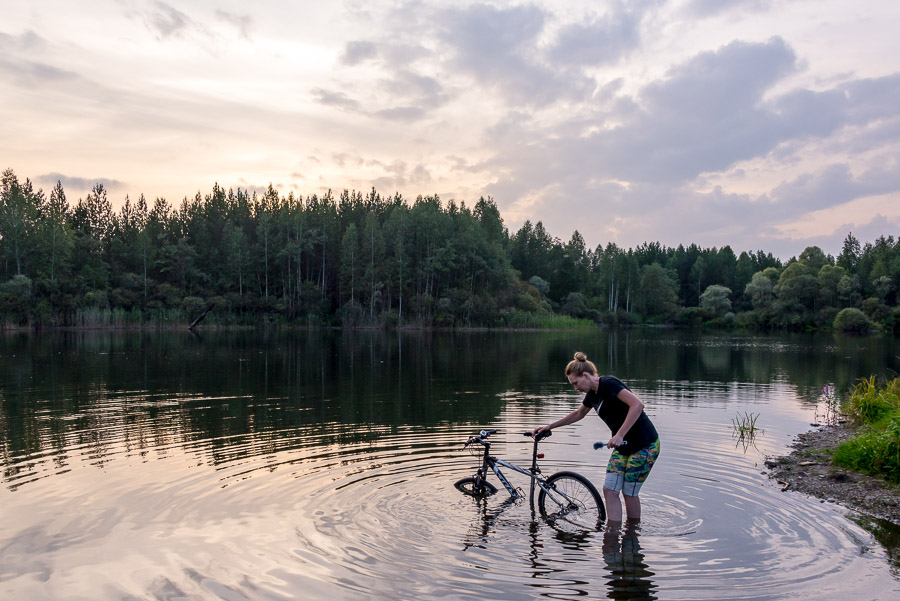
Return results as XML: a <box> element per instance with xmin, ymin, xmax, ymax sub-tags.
<box><xmin>603</xmin><ymin>488</ymin><xmax>641</xmax><ymax>521</ymax></box>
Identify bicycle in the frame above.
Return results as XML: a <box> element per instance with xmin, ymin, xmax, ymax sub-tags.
<box><xmin>454</xmin><ymin>429</ymin><xmax>605</xmax><ymax>529</ymax></box>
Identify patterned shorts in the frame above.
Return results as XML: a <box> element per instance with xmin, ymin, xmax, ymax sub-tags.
<box><xmin>604</xmin><ymin>438</ymin><xmax>660</xmax><ymax>496</ymax></box>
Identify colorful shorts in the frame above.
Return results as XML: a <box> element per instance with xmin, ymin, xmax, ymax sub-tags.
<box><xmin>604</xmin><ymin>438</ymin><xmax>660</xmax><ymax>496</ymax></box>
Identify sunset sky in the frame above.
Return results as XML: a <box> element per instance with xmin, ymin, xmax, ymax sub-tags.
<box><xmin>2</xmin><ymin>0</ymin><xmax>899</xmax><ymax>258</ymax></box>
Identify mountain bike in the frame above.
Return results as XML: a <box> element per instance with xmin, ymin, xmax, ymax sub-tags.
<box><xmin>454</xmin><ymin>429</ymin><xmax>605</xmax><ymax>529</ymax></box>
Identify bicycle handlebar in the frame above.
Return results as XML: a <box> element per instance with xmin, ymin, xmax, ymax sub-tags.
<box><xmin>524</xmin><ymin>430</ymin><xmax>552</xmax><ymax>442</ymax></box>
<box><xmin>463</xmin><ymin>429</ymin><xmax>498</xmax><ymax>448</ymax></box>
<box><xmin>462</xmin><ymin>428</ymin><xmax>555</xmax><ymax>449</ymax></box>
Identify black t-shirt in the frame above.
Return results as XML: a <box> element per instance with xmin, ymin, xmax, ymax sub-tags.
<box><xmin>582</xmin><ymin>376</ymin><xmax>658</xmax><ymax>455</ymax></box>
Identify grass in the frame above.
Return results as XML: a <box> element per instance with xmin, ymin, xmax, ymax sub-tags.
<box><xmin>732</xmin><ymin>411</ymin><xmax>763</xmax><ymax>451</ymax></box>
<box><xmin>498</xmin><ymin>309</ymin><xmax>597</xmax><ymax>329</ymax></box>
<box><xmin>732</xmin><ymin>411</ymin><xmax>761</xmax><ymax>436</ymax></box>
<box><xmin>833</xmin><ymin>377</ymin><xmax>900</xmax><ymax>484</ymax></box>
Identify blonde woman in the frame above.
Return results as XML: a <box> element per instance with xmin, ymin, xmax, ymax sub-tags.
<box><xmin>534</xmin><ymin>352</ymin><xmax>660</xmax><ymax>522</ymax></box>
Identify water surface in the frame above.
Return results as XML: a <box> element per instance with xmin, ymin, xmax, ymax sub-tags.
<box><xmin>1</xmin><ymin>329</ymin><xmax>899</xmax><ymax>600</ymax></box>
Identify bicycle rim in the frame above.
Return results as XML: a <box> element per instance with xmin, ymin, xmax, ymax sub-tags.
<box><xmin>538</xmin><ymin>472</ymin><xmax>604</xmax><ymax>530</ymax></box>
<box><xmin>455</xmin><ymin>476</ymin><xmax>498</xmax><ymax>497</ymax></box>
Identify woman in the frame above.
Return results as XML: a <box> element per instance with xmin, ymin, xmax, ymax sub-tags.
<box><xmin>533</xmin><ymin>352</ymin><xmax>660</xmax><ymax>522</ymax></box>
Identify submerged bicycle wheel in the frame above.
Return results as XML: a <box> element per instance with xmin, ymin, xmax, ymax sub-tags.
<box><xmin>454</xmin><ymin>476</ymin><xmax>498</xmax><ymax>498</ymax></box>
<box><xmin>537</xmin><ymin>471</ymin><xmax>604</xmax><ymax>530</ymax></box>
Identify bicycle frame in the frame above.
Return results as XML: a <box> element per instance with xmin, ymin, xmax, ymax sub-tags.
<box><xmin>471</xmin><ymin>431</ymin><xmax>559</xmax><ymax>508</ymax></box>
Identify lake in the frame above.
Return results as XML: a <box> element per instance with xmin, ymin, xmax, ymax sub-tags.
<box><xmin>1</xmin><ymin>329</ymin><xmax>899</xmax><ymax>600</ymax></box>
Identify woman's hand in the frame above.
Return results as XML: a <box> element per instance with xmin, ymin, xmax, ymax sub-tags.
<box><xmin>607</xmin><ymin>434</ymin><xmax>625</xmax><ymax>448</ymax></box>
<box><xmin>532</xmin><ymin>425</ymin><xmax>551</xmax><ymax>437</ymax></box>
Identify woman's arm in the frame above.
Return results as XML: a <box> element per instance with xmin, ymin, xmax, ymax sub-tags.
<box><xmin>608</xmin><ymin>389</ymin><xmax>644</xmax><ymax>447</ymax></box>
<box><xmin>533</xmin><ymin>404</ymin><xmax>591</xmax><ymax>435</ymax></box>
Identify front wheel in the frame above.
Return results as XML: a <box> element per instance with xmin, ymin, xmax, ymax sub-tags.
<box><xmin>538</xmin><ymin>471</ymin><xmax>605</xmax><ymax>530</ymax></box>
<box><xmin>455</xmin><ymin>476</ymin><xmax>498</xmax><ymax>497</ymax></box>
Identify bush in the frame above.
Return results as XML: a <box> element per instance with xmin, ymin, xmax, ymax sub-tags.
<box><xmin>833</xmin><ymin>307</ymin><xmax>871</xmax><ymax>333</ymax></box>
<box><xmin>834</xmin><ymin>377</ymin><xmax>900</xmax><ymax>484</ymax></box>
<box><xmin>673</xmin><ymin>306</ymin><xmax>706</xmax><ymax>327</ymax></box>
<box><xmin>861</xmin><ymin>297</ymin><xmax>891</xmax><ymax>324</ymax></box>
<box><xmin>181</xmin><ymin>296</ymin><xmax>207</xmax><ymax>318</ymax></box>
<box><xmin>834</xmin><ymin>414</ymin><xmax>900</xmax><ymax>484</ymax></box>
<box><xmin>843</xmin><ymin>376</ymin><xmax>900</xmax><ymax>425</ymax></box>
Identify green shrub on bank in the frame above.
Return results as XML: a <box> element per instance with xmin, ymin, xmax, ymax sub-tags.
<box><xmin>843</xmin><ymin>376</ymin><xmax>900</xmax><ymax>425</ymax></box>
<box><xmin>833</xmin><ymin>308</ymin><xmax>872</xmax><ymax>333</ymax></box>
<box><xmin>834</xmin><ymin>377</ymin><xmax>900</xmax><ymax>484</ymax></box>
<box><xmin>833</xmin><ymin>414</ymin><xmax>900</xmax><ymax>484</ymax></box>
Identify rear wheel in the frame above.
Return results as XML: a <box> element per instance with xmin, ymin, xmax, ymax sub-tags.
<box><xmin>538</xmin><ymin>471</ymin><xmax>604</xmax><ymax>530</ymax></box>
<box><xmin>455</xmin><ymin>476</ymin><xmax>498</xmax><ymax>497</ymax></box>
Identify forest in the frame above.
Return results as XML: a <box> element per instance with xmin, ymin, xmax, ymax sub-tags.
<box><xmin>1</xmin><ymin>168</ymin><xmax>898</xmax><ymax>332</ymax></box>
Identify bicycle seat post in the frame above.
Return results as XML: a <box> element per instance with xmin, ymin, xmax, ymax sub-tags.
<box><xmin>528</xmin><ymin>433</ymin><xmax>543</xmax><ymax>508</ymax></box>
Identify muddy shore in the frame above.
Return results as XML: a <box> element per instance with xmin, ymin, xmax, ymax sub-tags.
<box><xmin>766</xmin><ymin>422</ymin><xmax>900</xmax><ymax>525</ymax></box>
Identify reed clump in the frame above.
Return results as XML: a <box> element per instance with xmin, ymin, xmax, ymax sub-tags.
<box><xmin>732</xmin><ymin>411</ymin><xmax>761</xmax><ymax>437</ymax></box>
<box><xmin>732</xmin><ymin>411</ymin><xmax>763</xmax><ymax>451</ymax></box>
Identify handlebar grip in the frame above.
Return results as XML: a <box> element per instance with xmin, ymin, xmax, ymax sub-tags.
<box><xmin>593</xmin><ymin>440</ymin><xmax>627</xmax><ymax>449</ymax></box>
<box><xmin>479</xmin><ymin>429</ymin><xmax>498</xmax><ymax>438</ymax></box>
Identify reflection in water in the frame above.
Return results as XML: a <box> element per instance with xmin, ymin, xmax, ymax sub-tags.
<box><xmin>603</xmin><ymin>521</ymin><xmax>657</xmax><ymax>601</ymax></box>
<box><xmin>849</xmin><ymin>513</ymin><xmax>900</xmax><ymax>576</ymax></box>
<box><xmin>1</xmin><ymin>330</ymin><xmax>899</xmax><ymax>600</ymax></box>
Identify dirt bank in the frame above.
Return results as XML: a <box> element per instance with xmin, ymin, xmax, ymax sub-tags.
<box><xmin>766</xmin><ymin>422</ymin><xmax>900</xmax><ymax>525</ymax></box>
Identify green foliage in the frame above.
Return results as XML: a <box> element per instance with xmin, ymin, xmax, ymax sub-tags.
<box><xmin>842</xmin><ymin>376</ymin><xmax>900</xmax><ymax>426</ymax></box>
<box><xmin>3</xmin><ymin>169</ymin><xmax>900</xmax><ymax>331</ymax></box>
<box><xmin>833</xmin><ymin>307</ymin><xmax>871</xmax><ymax>333</ymax></box>
<box><xmin>833</xmin><ymin>414</ymin><xmax>900</xmax><ymax>484</ymax></box>
<box><xmin>700</xmin><ymin>284</ymin><xmax>732</xmax><ymax>317</ymax></box>
<box><xmin>496</xmin><ymin>306</ymin><xmax>595</xmax><ymax>329</ymax></box>
<box><xmin>833</xmin><ymin>378</ymin><xmax>900</xmax><ymax>483</ymax></box>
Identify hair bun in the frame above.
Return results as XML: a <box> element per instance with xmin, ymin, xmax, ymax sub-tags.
<box><xmin>574</xmin><ymin>351</ymin><xmax>587</xmax><ymax>362</ymax></box>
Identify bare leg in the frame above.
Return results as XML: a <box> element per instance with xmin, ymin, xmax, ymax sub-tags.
<box><xmin>604</xmin><ymin>487</ymin><xmax>622</xmax><ymax>521</ymax></box>
<box><xmin>623</xmin><ymin>493</ymin><xmax>641</xmax><ymax>521</ymax></box>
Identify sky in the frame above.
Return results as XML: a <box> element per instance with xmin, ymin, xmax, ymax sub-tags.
<box><xmin>2</xmin><ymin>0</ymin><xmax>899</xmax><ymax>259</ymax></box>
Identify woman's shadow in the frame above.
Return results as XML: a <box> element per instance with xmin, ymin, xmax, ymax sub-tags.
<box><xmin>602</xmin><ymin>520</ymin><xmax>658</xmax><ymax>600</ymax></box>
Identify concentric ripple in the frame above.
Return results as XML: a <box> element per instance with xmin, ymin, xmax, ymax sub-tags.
<box><xmin>3</xmin><ymin>347</ymin><xmax>899</xmax><ymax>600</ymax></box>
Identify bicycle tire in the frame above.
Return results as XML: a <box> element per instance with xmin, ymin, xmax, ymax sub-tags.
<box><xmin>537</xmin><ymin>471</ymin><xmax>605</xmax><ymax>529</ymax></box>
<box><xmin>454</xmin><ymin>476</ymin><xmax>498</xmax><ymax>497</ymax></box>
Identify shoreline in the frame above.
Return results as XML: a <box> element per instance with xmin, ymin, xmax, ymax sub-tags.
<box><xmin>766</xmin><ymin>422</ymin><xmax>900</xmax><ymax>525</ymax></box>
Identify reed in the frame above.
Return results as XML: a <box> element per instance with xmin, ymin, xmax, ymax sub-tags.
<box><xmin>499</xmin><ymin>309</ymin><xmax>597</xmax><ymax>329</ymax></box>
<box><xmin>732</xmin><ymin>411</ymin><xmax>761</xmax><ymax>436</ymax></box>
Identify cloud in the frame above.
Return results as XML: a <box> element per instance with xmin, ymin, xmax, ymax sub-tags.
<box><xmin>491</xmin><ymin>37</ymin><xmax>851</xmax><ymax>189</ymax></box>
<box><xmin>37</xmin><ymin>173</ymin><xmax>126</xmax><ymax>193</ymax></box>
<box><xmin>548</xmin><ymin>7</ymin><xmax>642</xmax><ymax>65</ymax></box>
<box><xmin>215</xmin><ymin>11</ymin><xmax>252</xmax><ymax>38</ymax></box>
<box><xmin>436</xmin><ymin>3</ymin><xmax>593</xmax><ymax>106</ymax></box>
<box><xmin>312</xmin><ymin>88</ymin><xmax>362</xmax><ymax>112</ymax></box>
<box><xmin>341</xmin><ymin>41</ymin><xmax>378</xmax><ymax>66</ymax></box>
<box><xmin>684</xmin><ymin>0</ymin><xmax>773</xmax><ymax>18</ymax></box>
<box><xmin>143</xmin><ymin>2</ymin><xmax>194</xmax><ymax>40</ymax></box>
<box><xmin>477</xmin><ymin>30</ymin><xmax>900</xmax><ymax>257</ymax></box>
<box><xmin>374</xmin><ymin>106</ymin><xmax>426</xmax><ymax>122</ymax></box>
<box><xmin>0</xmin><ymin>31</ymin><xmax>77</xmax><ymax>85</ymax></box>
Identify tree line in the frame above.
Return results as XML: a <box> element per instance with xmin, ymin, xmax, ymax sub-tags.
<box><xmin>1</xmin><ymin>168</ymin><xmax>898</xmax><ymax>331</ymax></box>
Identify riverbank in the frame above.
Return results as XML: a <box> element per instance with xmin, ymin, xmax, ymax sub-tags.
<box><xmin>766</xmin><ymin>422</ymin><xmax>900</xmax><ymax>525</ymax></box>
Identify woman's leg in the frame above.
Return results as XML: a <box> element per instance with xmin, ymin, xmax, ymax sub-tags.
<box><xmin>604</xmin><ymin>487</ymin><xmax>623</xmax><ymax>521</ymax></box>
<box><xmin>616</xmin><ymin>439</ymin><xmax>660</xmax><ymax>522</ymax></box>
<box><xmin>623</xmin><ymin>493</ymin><xmax>641</xmax><ymax>520</ymax></box>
